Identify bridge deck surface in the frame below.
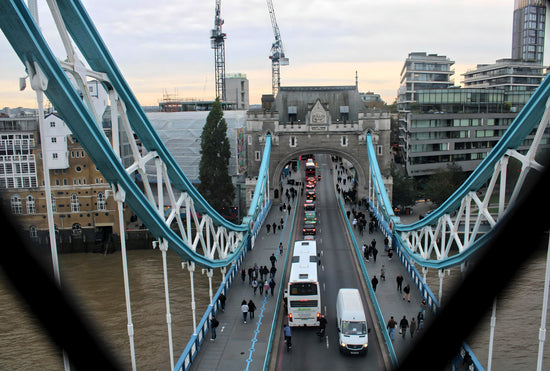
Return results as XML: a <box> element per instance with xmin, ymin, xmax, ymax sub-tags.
<box><xmin>190</xmin><ymin>172</ymin><xmax>433</xmax><ymax>371</ymax></box>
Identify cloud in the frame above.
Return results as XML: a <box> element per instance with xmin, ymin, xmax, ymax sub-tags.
<box><xmin>0</xmin><ymin>0</ymin><xmax>525</xmax><ymax>107</ymax></box>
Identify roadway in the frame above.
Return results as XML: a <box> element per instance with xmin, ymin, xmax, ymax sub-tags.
<box><xmin>190</xmin><ymin>154</ymin><xmax>432</xmax><ymax>371</ymax></box>
<box><xmin>272</xmin><ymin>154</ymin><xmax>387</xmax><ymax>370</ymax></box>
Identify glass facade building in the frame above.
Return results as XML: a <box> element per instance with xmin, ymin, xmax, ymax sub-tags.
<box><xmin>511</xmin><ymin>0</ymin><xmax>546</xmax><ymax>64</ymax></box>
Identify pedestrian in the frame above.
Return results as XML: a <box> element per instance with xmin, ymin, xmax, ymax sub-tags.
<box><xmin>396</xmin><ymin>274</ymin><xmax>403</xmax><ymax>292</ymax></box>
<box><xmin>258</xmin><ymin>279</ymin><xmax>264</xmax><ymax>295</ymax></box>
<box><xmin>269</xmin><ymin>278</ymin><xmax>276</xmax><ymax>296</ymax></box>
<box><xmin>409</xmin><ymin>317</ymin><xmax>416</xmax><ymax>338</ymax></box>
<box><xmin>283</xmin><ymin>324</ymin><xmax>292</xmax><ymax>349</ymax></box>
<box><xmin>388</xmin><ymin>248</ymin><xmax>393</xmax><ymax>261</ymax></box>
<box><xmin>241</xmin><ymin>267</ymin><xmax>246</xmax><ymax>284</ymax></box>
<box><xmin>272</xmin><ymin>222</ymin><xmax>276</xmax><ymax>234</ymax></box>
<box><xmin>420</xmin><ymin>299</ymin><xmax>427</xmax><ymax>317</ymax></box>
<box><xmin>270</xmin><ymin>265</ymin><xmax>277</xmax><ymax>278</ymax></box>
<box><xmin>380</xmin><ymin>265</ymin><xmax>386</xmax><ymax>281</ymax></box>
<box><xmin>279</xmin><ymin>242</ymin><xmax>284</xmax><ymax>255</ymax></box>
<box><xmin>364</xmin><ymin>244</ymin><xmax>370</xmax><ymax>262</ymax></box>
<box><xmin>248</xmin><ymin>300</ymin><xmax>256</xmax><ymax>320</ymax></box>
<box><xmin>371</xmin><ymin>275</ymin><xmax>379</xmax><ymax>292</ymax></box>
<box><xmin>219</xmin><ymin>292</ymin><xmax>226</xmax><ymax>312</ymax></box>
<box><xmin>288</xmin><ymin>205</ymin><xmax>291</xmax><ymax>214</ymax></box>
<box><xmin>384</xmin><ymin>236</ymin><xmax>389</xmax><ymax>252</ymax></box>
<box><xmin>353</xmin><ymin>218</ymin><xmax>357</xmax><ymax>229</ymax></box>
<box><xmin>270</xmin><ymin>253</ymin><xmax>277</xmax><ymax>267</ymax></box>
<box><xmin>403</xmin><ymin>284</ymin><xmax>411</xmax><ymax>302</ymax></box>
<box><xmin>362</xmin><ymin>243</ymin><xmax>366</xmax><ymax>257</ymax></box>
<box><xmin>399</xmin><ymin>316</ymin><xmax>409</xmax><ymax>339</ymax></box>
<box><xmin>264</xmin><ymin>280</ymin><xmax>270</xmax><ymax>296</ymax></box>
<box><xmin>210</xmin><ymin>315</ymin><xmax>219</xmax><ymax>341</ymax></box>
<box><xmin>262</xmin><ymin>265</ymin><xmax>269</xmax><ymax>281</ymax></box>
<box><xmin>248</xmin><ymin>266</ymin><xmax>253</xmax><ymax>285</ymax></box>
<box><xmin>417</xmin><ymin>310</ymin><xmax>425</xmax><ymax>332</ymax></box>
<box><xmin>387</xmin><ymin>316</ymin><xmax>397</xmax><ymax>341</ymax></box>
<box><xmin>372</xmin><ymin>245</ymin><xmax>378</xmax><ymax>263</ymax></box>
<box><xmin>252</xmin><ymin>279</ymin><xmax>258</xmax><ymax>295</ymax></box>
<box><xmin>241</xmin><ymin>300</ymin><xmax>249</xmax><ymax>323</ymax></box>
<box><xmin>266</xmin><ymin>223</ymin><xmax>271</xmax><ymax>234</ymax></box>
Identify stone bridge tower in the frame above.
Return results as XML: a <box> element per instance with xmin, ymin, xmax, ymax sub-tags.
<box><xmin>246</xmin><ymin>86</ymin><xmax>392</xmax><ymax>205</ymax></box>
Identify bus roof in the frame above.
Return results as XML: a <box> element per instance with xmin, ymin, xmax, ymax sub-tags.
<box><xmin>289</xmin><ymin>240</ymin><xmax>318</xmax><ymax>283</ymax></box>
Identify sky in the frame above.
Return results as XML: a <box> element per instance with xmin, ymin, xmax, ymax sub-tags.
<box><xmin>0</xmin><ymin>0</ymin><xmax>523</xmax><ymax>109</ymax></box>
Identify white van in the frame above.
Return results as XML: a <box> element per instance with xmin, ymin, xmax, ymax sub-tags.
<box><xmin>336</xmin><ymin>288</ymin><xmax>369</xmax><ymax>355</ymax></box>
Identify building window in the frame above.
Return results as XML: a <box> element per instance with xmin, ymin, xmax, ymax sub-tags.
<box><xmin>341</xmin><ymin>136</ymin><xmax>348</xmax><ymax>147</ymax></box>
<box><xmin>29</xmin><ymin>225</ymin><xmax>38</xmax><ymax>239</ymax></box>
<box><xmin>26</xmin><ymin>195</ymin><xmax>35</xmax><ymax>214</ymax></box>
<box><xmin>11</xmin><ymin>194</ymin><xmax>22</xmax><ymax>214</ymax></box>
<box><xmin>290</xmin><ymin>136</ymin><xmax>297</xmax><ymax>147</ymax></box>
<box><xmin>97</xmin><ymin>192</ymin><xmax>106</xmax><ymax>211</ymax></box>
<box><xmin>377</xmin><ymin>145</ymin><xmax>383</xmax><ymax>156</ymax></box>
<box><xmin>70</xmin><ymin>193</ymin><xmax>79</xmax><ymax>212</ymax></box>
<box><xmin>255</xmin><ymin>151</ymin><xmax>261</xmax><ymax>161</ymax></box>
<box><xmin>51</xmin><ymin>137</ymin><xmax>57</xmax><ymax>143</ymax></box>
<box><xmin>50</xmin><ymin>122</ymin><xmax>56</xmax><ymax>128</ymax></box>
<box><xmin>51</xmin><ymin>194</ymin><xmax>56</xmax><ymax>212</ymax></box>
<box><xmin>72</xmin><ymin>223</ymin><xmax>82</xmax><ymax>236</ymax></box>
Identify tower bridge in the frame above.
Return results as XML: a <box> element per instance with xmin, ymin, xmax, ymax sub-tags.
<box><xmin>2</xmin><ymin>1</ymin><xmax>550</xmax><ymax>370</ymax></box>
<box><xmin>246</xmin><ymin>86</ymin><xmax>392</xmax><ymax>203</ymax></box>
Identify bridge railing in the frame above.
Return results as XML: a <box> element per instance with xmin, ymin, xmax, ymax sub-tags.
<box><xmin>174</xmin><ymin>200</ymin><xmax>272</xmax><ymax>371</ymax></box>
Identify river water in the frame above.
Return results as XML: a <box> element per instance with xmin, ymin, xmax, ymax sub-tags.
<box><xmin>2</xmin><ymin>241</ymin><xmax>550</xmax><ymax>370</ymax></box>
<box><xmin>0</xmin><ymin>249</ymin><xmax>221</xmax><ymax>370</ymax></box>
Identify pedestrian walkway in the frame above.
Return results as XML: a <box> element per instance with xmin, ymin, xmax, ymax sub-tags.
<box><xmin>189</xmin><ymin>180</ymin><xmax>299</xmax><ymax>371</ymax></box>
<box><xmin>334</xmin><ymin>159</ymin><xmax>433</xmax><ymax>361</ymax></box>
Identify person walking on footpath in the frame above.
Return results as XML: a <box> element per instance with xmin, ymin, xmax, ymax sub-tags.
<box><xmin>270</xmin><ymin>253</ymin><xmax>277</xmax><ymax>267</ymax></box>
<box><xmin>396</xmin><ymin>274</ymin><xmax>403</xmax><ymax>292</ymax></box>
<box><xmin>409</xmin><ymin>317</ymin><xmax>417</xmax><ymax>338</ymax></box>
<box><xmin>279</xmin><ymin>242</ymin><xmax>284</xmax><ymax>256</ymax></box>
<box><xmin>403</xmin><ymin>284</ymin><xmax>411</xmax><ymax>302</ymax></box>
<box><xmin>266</xmin><ymin>223</ymin><xmax>271</xmax><ymax>234</ymax></box>
<box><xmin>252</xmin><ymin>279</ymin><xmax>258</xmax><ymax>295</ymax></box>
<box><xmin>387</xmin><ymin>316</ymin><xmax>397</xmax><ymax>341</ymax></box>
<box><xmin>371</xmin><ymin>275</ymin><xmax>379</xmax><ymax>292</ymax></box>
<box><xmin>270</xmin><ymin>265</ymin><xmax>277</xmax><ymax>278</ymax></box>
<box><xmin>219</xmin><ymin>292</ymin><xmax>226</xmax><ymax>312</ymax></box>
<box><xmin>380</xmin><ymin>265</ymin><xmax>386</xmax><ymax>281</ymax></box>
<box><xmin>210</xmin><ymin>315</ymin><xmax>219</xmax><ymax>341</ymax></box>
<box><xmin>241</xmin><ymin>267</ymin><xmax>246</xmax><ymax>284</ymax></box>
<box><xmin>372</xmin><ymin>244</ymin><xmax>378</xmax><ymax>263</ymax></box>
<box><xmin>272</xmin><ymin>222</ymin><xmax>277</xmax><ymax>234</ymax></box>
<box><xmin>264</xmin><ymin>281</ymin><xmax>270</xmax><ymax>297</ymax></box>
<box><xmin>258</xmin><ymin>279</ymin><xmax>264</xmax><ymax>295</ymax></box>
<box><xmin>399</xmin><ymin>316</ymin><xmax>409</xmax><ymax>339</ymax></box>
<box><xmin>269</xmin><ymin>278</ymin><xmax>276</xmax><ymax>296</ymax></box>
<box><xmin>241</xmin><ymin>300</ymin><xmax>249</xmax><ymax>323</ymax></box>
<box><xmin>248</xmin><ymin>300</ymin><xmax>256</xmax><ymax>320</ymax></box>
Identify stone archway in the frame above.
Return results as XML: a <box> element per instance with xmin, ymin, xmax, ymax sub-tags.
<box><xmin>270</xmin><ymin>148</ymin><xmax>369</xmax><ymax>201</ymax></box>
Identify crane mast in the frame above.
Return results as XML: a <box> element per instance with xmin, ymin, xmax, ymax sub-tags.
<box><xmin>211</xmin><ymin>0</ymin><xmax>226</xmax><ymax>101</ymax></box>
<box><xmin>267</xmin><ymin>0</ymin><xmax>288</xmax><ymax>97</ymax></box>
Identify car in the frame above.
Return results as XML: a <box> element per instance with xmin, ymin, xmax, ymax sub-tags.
<box><xmin>302</xmin><ymin>224</ymin><xmax>316</xmax><ymax>235</ymax></box>
<box><xmin>304</xmin><ymin>200</ymin><xmax>315</xmax><ymax>211</ymax></box>
<box><xmin>306</xmin><ymin>182</ymin><xmax>315</xmax><ymax>190</ymax></box>
<box><xmin>306</xmin><ymin>191</ymin><xmax>316</xmax><ymax>201</ymax></box>
<box><xmin>304</xmin><ymin>211</ymin><xmax>317</xmax><ymax>225</ymax></box>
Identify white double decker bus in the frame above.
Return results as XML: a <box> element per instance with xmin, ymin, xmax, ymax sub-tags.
<box><xmin>285</xmin><ymin>240</ymin><xmax>321</xmax><ymax>327</ymax></box>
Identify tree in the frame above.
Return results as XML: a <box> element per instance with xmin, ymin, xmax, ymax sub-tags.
<box><xmin>198</xmin><ymin>97</ymin><xmax>235</xmax><ymax>214</ymax></box>
<box><xmin>391</xmin><ymin>165</ymin><xmax>416</xmax><ymax>208</ymax></box>
<box><xmin>421</xmin><ymin>163</ymin><xmax>466</xmax><ymax>206</ymax></box>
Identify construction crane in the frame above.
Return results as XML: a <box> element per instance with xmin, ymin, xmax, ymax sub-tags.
<box><xmin>211</xmin><ymin>0</ymin><xmax>226</xmax><ymax>101</ymax></box>
<box><xmin>266</xmin><ymin>0</ymin><xmax>289</xmax><ymax>97</ymax></box>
